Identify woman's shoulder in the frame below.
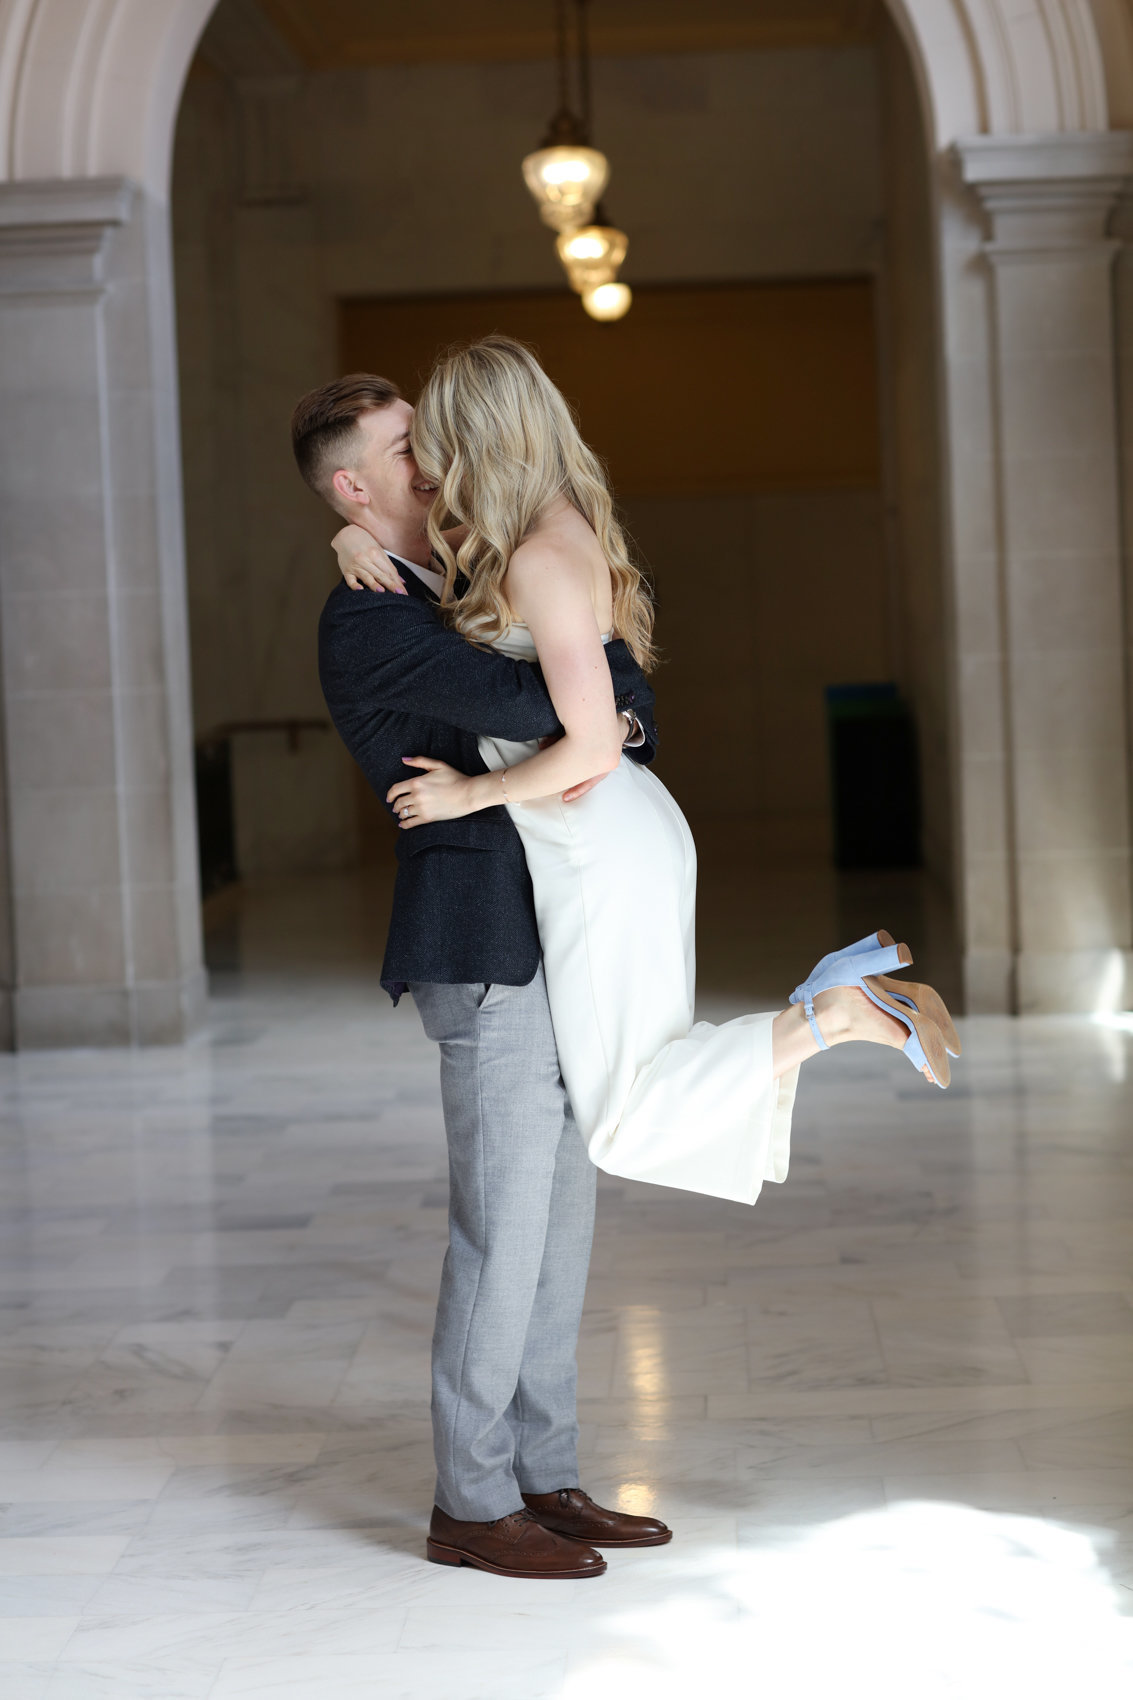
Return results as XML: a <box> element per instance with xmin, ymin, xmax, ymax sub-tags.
<box><xmin>507</xmin><ymin>527</ymin><xmax>587</xmax><ymax>594</ymax></box>
<box><xmin>506</xmin><ymin>510</ymin><xmax>611</xmax><ymax>634</ymax></box>
<box><xmin>511</xmin><ymin>508</ymin><xmax>601</xmax><ymax>580</ymax></box>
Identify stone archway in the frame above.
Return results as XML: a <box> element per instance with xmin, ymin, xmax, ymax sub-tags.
<box><xmin>0</xmin><ymin>2</ymin><xmax>1117</xmax><ymax>186</ymax></box>
<box><xmin>0</xmin><ymin>0</ymin><xmax>1128</xmax><ymax>1041</ymax></box>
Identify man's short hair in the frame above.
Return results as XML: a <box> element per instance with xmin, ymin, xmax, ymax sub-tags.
<box><xmin>290</xmin><ymin>372</ymin><xmax>401</xmax><ymax>500</ymax></box>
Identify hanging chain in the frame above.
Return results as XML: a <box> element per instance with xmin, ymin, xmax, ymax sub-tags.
<box><xmin>577</xmin><ymin>0</ymin><xmax>592</xmax><ymax>140</ymax></box>
<box><xmin>555</xmin><ymin>0</ymin><xmax>571</xmax><ymax>114</ymax></box>
<box><xmin>551</xmin><ymin>0</ymin><xmax>592</xmax><ymax>138</ymax></box>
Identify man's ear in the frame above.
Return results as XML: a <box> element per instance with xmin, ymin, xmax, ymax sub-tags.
<box><xmin>331</xmin><ymin>468</ymin><xmax>369</xmax><ymax>507</ymax></box>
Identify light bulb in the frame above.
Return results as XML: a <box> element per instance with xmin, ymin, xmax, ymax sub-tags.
<box><xmin>564</xmin><ymin>234</ymin><xmax>607</xmax><ymax>260</ymax></box>
<box><xmin>582</xmin><ymin>282</ymin><xmax>632</xmax><ymax>321</ymax></box>
<box><xmin>542</xmin><ymin>160</ymin><xmax>591</xmax><ymax>186</ymax></box>
<box><xmin>521</xmin><ymin>144</ymin><xmax>610</xmax><ymax>231</ymax></box>
<box><xmin>556</xmin><ymin>222</ymin><xmax>628</xmax><ymax>292</ymax></box>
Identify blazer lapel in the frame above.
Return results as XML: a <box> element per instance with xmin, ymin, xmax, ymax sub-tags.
<box><xmin>388</xmin><ymin>552</ymin><xmax>469</xmax><ymax>605</ymax></box>
<box><xmin>388</xmin><ymin>554</ymin><xmax>442</xmax><ymax>605</ymax></box>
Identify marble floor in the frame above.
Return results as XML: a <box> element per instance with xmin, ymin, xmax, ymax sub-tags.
<box><xmin>1</xmin><ymin>867</ymin><xmax>1132</xmax><ymax>1697</ymax></box>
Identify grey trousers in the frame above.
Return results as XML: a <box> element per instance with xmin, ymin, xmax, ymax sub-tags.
<box><xmin>410</xmin><ymin>966</ymin><xmax>597</xmax><ymax>1522</ymax></box>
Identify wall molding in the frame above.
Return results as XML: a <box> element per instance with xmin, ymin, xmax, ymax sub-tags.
<box><xmin>0</xmin><ymin>174</ymin><xmax>134</xmax><ymax>292</ymax></box>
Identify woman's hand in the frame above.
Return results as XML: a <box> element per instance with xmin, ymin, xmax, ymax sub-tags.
<box><xmin>387</xmin><ymin>757</ymin><xmax>482</xmax><ymax>828</ymax></box>
<box><xmin>332</xmin><ymin>525</ymin><xmax>407</xmax><ymax>594</ymax></box>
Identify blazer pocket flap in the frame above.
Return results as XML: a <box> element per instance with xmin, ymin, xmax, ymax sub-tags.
<box><xmin>400</xmin><ymin>814</ymin><xmax>513</xmax><ymax>857</ymax></box>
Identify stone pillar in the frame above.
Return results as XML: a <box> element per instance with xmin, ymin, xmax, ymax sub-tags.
<box><xmin>0</xmin><ymin>178</ymin><xmax>206</xmax><ymax>1046</ymax></box>
<box><xmin>956</xmin><ymin>134</ymin><xmax>1133</xmax><ymax>1014</ymax></box>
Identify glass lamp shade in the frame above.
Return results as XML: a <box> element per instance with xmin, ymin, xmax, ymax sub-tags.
<box><xmin>582</xmin><ymin>281</ymin><xmax>632</xmax><ymax>321</ymax></box>
<box><xmin>522</xmin><ymin>144</ymin><xmax>610</xmax><ymax>231</ymax></box>
<box><xmin>555</xmin><ymin>222</ymin><xmax>628</xmax><ymax>292</ymax></box>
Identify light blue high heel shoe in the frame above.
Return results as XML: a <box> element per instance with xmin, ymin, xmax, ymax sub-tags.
<box><xmin>805</xmin><ymin>931</ymin><xmax>893</xmax><ymax>982</ymax></box>
<box><xmin>808</xmin><ymin>929</ymin><xmax>962</xmax><ymax>1058</ymax></box>
<box><xmin>790</xmin><ymin>937</ymin><xmax>951</xmax><ymax>1088</ymax></box>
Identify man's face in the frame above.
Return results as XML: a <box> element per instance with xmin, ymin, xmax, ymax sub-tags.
<box><xmin>339</xmin><ymin>399</ymin><xmax>438</xmax><ymax>534</ymax></box>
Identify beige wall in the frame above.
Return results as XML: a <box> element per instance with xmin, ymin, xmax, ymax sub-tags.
<box><xmin>173</xmin><ymin>20</ymin><xmax>906</xmax><ymax>871</ymax></box>
<box><xmin>626</xmin><ymin>489</ymin><xmax>888</xmax><ymax>849</ymax></box>
<box><xmin>878</xmin><ymin>10</ymin><xmax>952</xmax><ymax>892</ymax></box>
<box><xmin>174</xmin><ymin>59</ymin><xmax>354</xmax><ymax>863</ymax></box>
<box><xmin>1114</xmin><ymin>208</ymin><xmax>1133</xmax><ymax>887</ymax></box>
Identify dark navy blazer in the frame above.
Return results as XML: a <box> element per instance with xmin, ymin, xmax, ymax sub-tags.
<box><xmin>317</xmin><ymin>568</ymin><xmax>657</xmax><ymax>999</ymax></box>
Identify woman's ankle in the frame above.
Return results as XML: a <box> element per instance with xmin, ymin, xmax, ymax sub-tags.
<box><xmin>811</xmin><ymin>989</ymin><xmax>854</xmax><ymax>1045</ymax></box>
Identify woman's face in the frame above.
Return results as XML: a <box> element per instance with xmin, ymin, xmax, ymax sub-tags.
<box><xmin>409</xmin><ymin>413</ymin><xmax>454</xmax><ymax>513</ymax></box>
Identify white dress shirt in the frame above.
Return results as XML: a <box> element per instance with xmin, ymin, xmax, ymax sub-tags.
<box><xmin>387</xmin><ymin>551</ymin><xmax>447</xmax><ymax>598</ymax></box>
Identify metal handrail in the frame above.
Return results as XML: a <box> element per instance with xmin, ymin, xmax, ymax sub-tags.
<box><xmin>197</xmin><ymin>718</ymin><xmax>331</xmax><ymax>754</ymax></box>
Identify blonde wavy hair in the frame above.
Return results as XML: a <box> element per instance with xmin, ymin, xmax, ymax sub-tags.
<box><xmin>410</xmin><ymin>334</ymin><xmax>656</xmax><ymax>671</ymax></box>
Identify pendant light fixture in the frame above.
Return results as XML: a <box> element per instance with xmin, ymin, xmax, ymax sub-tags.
<box><xmin>555</xmin><ymin>212</ymin><xmax>627</xmax><ymax>292</ymax></box>
<box><xmin>522</xmin><ymin>0</ymin><xmax>632</xmax><ymax>321</ymax></box>
<box><xmin>580</xmin><ymin>281</ymin><xmax>633</xmax><ymax>321</ymax></box>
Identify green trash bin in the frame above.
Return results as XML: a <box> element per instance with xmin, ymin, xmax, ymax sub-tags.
<box><xmin>824</xmin><ymin>683</ymin><xmax>921</xmax><ymax>870</ymax></box>
<box><xmin>195</xmin><ymin>736</ymin><xmax>239</xmax><ymax>897</ymax></box>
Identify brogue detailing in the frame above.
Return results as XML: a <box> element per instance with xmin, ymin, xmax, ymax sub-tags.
<box><xmin>490</xmin><ymin>1509</ymin><xmax>541</xmax><ymax>1547</ymax></box>
<box><xmin>521</xmin><ymin>1487</ymin><xmax>672</xmax><ymax>1547</ymax></box>
<box><xmin>558</xmin><ymin>1489</ymin><xmax>593</xmax><ymax>1517</ymax></box>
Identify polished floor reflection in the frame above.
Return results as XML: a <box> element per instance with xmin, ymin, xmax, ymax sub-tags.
<box><xmin>0</xmin><ymin>868</ymin><xmax>1131</xmax><ymax>1698</ymax></box>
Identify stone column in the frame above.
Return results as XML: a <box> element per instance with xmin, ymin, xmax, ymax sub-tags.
<box><xmin>956</xmin><ymin>134</ymin><xmax>1133</xmax><ymax>1014</ymax></box>
<box><xmin>0</xmin><ymin>178</ymin><xmax>205</xmax><ymax>1046</ymax></box>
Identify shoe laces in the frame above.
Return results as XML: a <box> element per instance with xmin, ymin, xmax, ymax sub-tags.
<box><xmin>489</xmin><ymin>1508</ymin><xmax>540</xmax><ymax>1538</ymax></box>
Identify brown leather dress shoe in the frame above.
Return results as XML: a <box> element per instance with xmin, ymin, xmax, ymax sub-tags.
<box><xmin>427</xmin><ymin>1505</ymin><xmax>607</xmax><ymax>1578</ymax></box>
<box><xmin>522</xmin><ymin>1487</ymin><xmax>673</xmax><ymax>1548</ymax></box>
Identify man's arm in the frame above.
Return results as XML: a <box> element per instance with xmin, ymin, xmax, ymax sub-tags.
<box><xmin>320</xmin><ymin>583</ymin><xmax>655</xmax><ymax>752</ymax></box>
<box><xmin>613</xmin><ymin>684</ymin><xmax>656</xmax><ymax>767</ymax></box>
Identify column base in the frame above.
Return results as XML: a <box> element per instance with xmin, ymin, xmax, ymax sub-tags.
<box><xmin>963</xmin><ymin>949</ymin><xmax>1015</xmax><ymax>1014</ymax></box>
<box><xmin>12</xmin><ymin>967</ymin><xmax>208</xmax><ymax>1049</ymax></box>
<box><xmin>963</xmin><ymin>948</ymin><xmax>1133</xmax><ymax>1014</ymax></box>
<box><xmin>1016</xmin><ymin>949</ymin><xmax>1133</xmax><ymax>1016</ymax></box>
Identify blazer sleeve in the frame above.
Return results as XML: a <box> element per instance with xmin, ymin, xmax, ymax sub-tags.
<box><xmin>320</xmin><ymin>585</ymin><xmax>657</xmax><ymax>755</ymax></box>
<box><xmin>605</xmin><ymin>642</ymin><xmax>657</xmax><ymax>766</ymax></box>
<box><xmin>321</xmin><ymin>588</ymin><xmax>560</xmax><ymax>741</ymax></box>
<box><xmin>626</xmin><ymin>709</ymin><xmax>658</xmax><ymax>767</ymax></box>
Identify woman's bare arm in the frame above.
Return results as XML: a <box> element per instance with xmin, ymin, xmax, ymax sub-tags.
<box><xmin>386</xmin><ymin>537</ymin><xmax>623</xmax><ymax>825</ymax></box>
<box><xmin>331</xmin><ymin>522</ymin><xmax>468</xmax><ymax>593</ymax></box>
<box><xmin>330</xmin><ymin>525</ymin><xmax>406</xmax><ymax>593</ymax></box>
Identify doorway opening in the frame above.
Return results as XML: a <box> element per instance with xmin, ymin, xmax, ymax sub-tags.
<box><xmin>171</xmin><ymin>0</ymin><xmax>958</xmax><ymax>1007</ymax></box>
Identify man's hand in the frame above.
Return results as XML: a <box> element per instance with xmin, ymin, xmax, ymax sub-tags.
<box><xmin>332</xmin><ymin>524</ymin><xmax>408</xmax><ymax>595</ymax></box>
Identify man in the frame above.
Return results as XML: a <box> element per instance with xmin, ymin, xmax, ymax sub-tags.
<box><xmin>292</xmin><ymin>373</ymin><xmax>672</xmax><ymax>1579</ymax></box>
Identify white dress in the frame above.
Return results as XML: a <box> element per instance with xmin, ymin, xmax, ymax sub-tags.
<box><xmin>477</xmin><ymin>624</ymin><xmax>798</xmax><ymax>1207</ymax></box>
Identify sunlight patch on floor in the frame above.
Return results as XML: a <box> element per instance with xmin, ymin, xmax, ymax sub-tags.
<box><xmin>564</xmin><ymin>1502</ymin><xmax>1133</xmax><ymax>1698</ymax></box>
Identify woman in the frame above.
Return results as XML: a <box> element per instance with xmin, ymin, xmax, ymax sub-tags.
<box><xmin>333</xmin><ymin>336</ymin><xmax>958</xmax><ymax>1206</ymax></box>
